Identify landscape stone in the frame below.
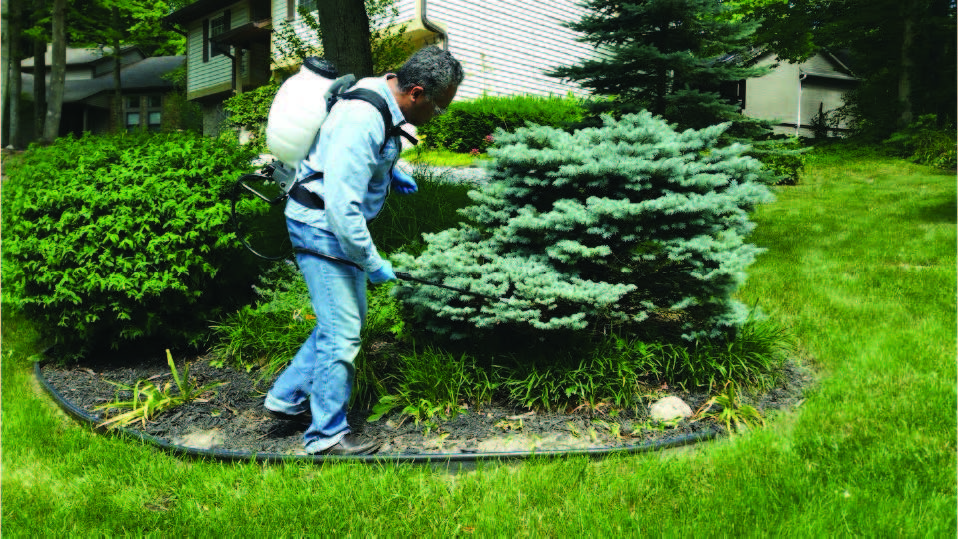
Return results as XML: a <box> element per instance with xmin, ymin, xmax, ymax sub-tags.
<box><xmin>650</xmin><ymin>396</ymin><xmax>693</xmax><ymax>423</ymax></box>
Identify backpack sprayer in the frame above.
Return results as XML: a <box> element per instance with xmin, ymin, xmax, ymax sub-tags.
<box><xmin>230</xmin><ymin>57</ymin><xmax>507</xmax><ymax>301</ymax></box>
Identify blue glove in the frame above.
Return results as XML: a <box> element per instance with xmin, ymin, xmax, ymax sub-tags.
<box><xmin>390</xmin><ymin>167</ymin><xmax>418</xmax><ymax>194</ymax></box>
<box><xmin>368</xmin><ymin>260</ymin><xmax>397</xmax><ymax>284</ymax></box>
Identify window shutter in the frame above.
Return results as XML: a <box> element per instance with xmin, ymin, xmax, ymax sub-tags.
<box><xmin>202</xmin><ymin>19</ymin><xmax>209</xmax><ymax>63</ymax></box>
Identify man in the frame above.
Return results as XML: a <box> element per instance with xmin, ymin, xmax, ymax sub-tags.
<box><xmin>264</xmin><ymin>46</ymin><xmax>463</xmax><ymax>455</ymax></box>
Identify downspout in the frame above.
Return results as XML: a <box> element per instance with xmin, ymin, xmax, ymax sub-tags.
<box><xmin>796</xmin><ymin>70</ymin><xmax>807</xmax><ymax>136</ymax></box>
<box><xmin>216</xmin><ymin>44</ymin><xmax>238</xmax><ymax>93</ymax></box>
<box><xmin>419</xmin><ymin>0</ymin><xmax>447</xmax><ymax>50</ymax></box>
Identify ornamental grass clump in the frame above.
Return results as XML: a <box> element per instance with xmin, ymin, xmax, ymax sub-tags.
<box><xmin>95</xmin><ymin>350</ymin><xmax>227</xmax><ymax>429</ymax></box>
<box><xmin>393</xmin><ymin>112</ymin><xmax>775</xmax><ymax>341</ymax></box>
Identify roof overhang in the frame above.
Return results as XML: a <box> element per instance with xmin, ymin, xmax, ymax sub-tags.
<box><xmin>164</xmin><ymin>0</ymin><xmax>238</xmax><ymax>25</ymax></box>
<box><xmin>210</xmin><ymin>20</ymin><xmax>272</xmax><ymax>47</ymax></box>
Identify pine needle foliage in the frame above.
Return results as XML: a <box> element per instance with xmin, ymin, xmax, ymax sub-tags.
<box><xmin>549</xmin><ymin>0</ymin><xmax>770</xmax><ymax>137</ymax></box>
<box><xmin>393</xmin><ymin>113</ymin><xmax>774</xmax><ymax>341</ymax></box>
<box><xmin>549</xmin><ymin>0</ymin><xmax>809</xmax><ymax>184</ymax></box>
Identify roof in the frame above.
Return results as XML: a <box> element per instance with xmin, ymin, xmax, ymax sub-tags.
<box><xmin>211</xmin><ymin>20</ymin><xmax>272</xmax><ymax>47</ymax></box>
<box><xmin>164</xmin><ymin>0</ymin><xmax>242</xmax><ymax>25</ymax></box>
<box><xmin>20</xmin><ymin>56</ymin><xmax>186</xmax><ymax>103</ymax></box>
<box><xmin>754</xmin><ymin>48</ymin><xmax>858</xmax><ymax>80</ymax></box>
<box><xmin>21</xmin><ymin>46</ymin><xmax>143</xmax><ymax>68</ymax></box>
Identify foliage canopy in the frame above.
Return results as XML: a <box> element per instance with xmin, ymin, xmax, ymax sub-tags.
<box><xmin>394</xmin><ymin>112</ymin><xmax>774</xmax><ymax>342</ymax></box>
<box><xmin>2</xmin><ymin>132</ymin><xmax>261</xmax><ymax>359</ymax></box>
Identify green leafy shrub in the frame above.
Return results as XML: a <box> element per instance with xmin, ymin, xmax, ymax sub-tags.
<box><xmin>747</xmin><ymin>136</ymin><xmax>807</xmax><ymax>185</ymax></box>
<box><xmin>395</xmin><ymin>112</ymin><xmax>775</xmax><ymax>342</ymax></box>
<box><xmin>161</xmin><ymin>92</ymin><xmax>203</xmax><ymax>133</ymax></box>
<box><xmin>417</xmin><ymin>94</ymin><xmax>587</xmax><ymax>153</ymax></box>
<box><xmin>2</xmin><ymin>132</ymin><xmax>260</xmax><ymax>359</ymax></box>
<box><xmin>222</xmin><ymin>82</ymin><xmax>279</xmax><ymax>152</ymax></box>
<box><xmin>883</xmin><ymin>114</ymin><xmax>957</xmax><ymax>169</ymax></box>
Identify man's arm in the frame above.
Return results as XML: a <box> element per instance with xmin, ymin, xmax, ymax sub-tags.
<box><xmin>319</xmin><ymin>101</ymin><xmax>389</xmax><ymax>274</ymax></box>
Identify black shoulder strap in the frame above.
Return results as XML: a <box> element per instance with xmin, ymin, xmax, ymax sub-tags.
<box><xmin>337</xmin><ymin>88</ymin><xmax>419</xmax><ymax>151</ymax></box>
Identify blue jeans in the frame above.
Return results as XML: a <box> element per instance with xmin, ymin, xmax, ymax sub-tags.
<box><xmin>265</xmin><ymin>218</ymin><xmax>367</xmax><ymax>453</ymax></box>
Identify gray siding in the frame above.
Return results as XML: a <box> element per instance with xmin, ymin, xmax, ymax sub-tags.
<box><xmin>744</xmin><ymin>53</ymin><xmax>856</xmax><ymax>136</ymax></box>
<box><xmin>186</xmin><ymin>2</ymin><xmax>250</xmax><ymax>96</ymax></box>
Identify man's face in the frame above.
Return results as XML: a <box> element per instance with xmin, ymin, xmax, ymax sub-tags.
<box><xmin>407</xmin><ymin>84</ymin><xmax>458</xmax><ymax>127</ymax></box>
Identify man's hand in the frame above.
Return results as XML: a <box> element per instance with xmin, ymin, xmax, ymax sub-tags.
<box><xmin>390</xmin><ymin>167</ymin><xmax>418</xmax><ymax>194</ymax></box>
<box><xmin>368</xmin><ymin>260</ymin><xmax>397</xmax><ymax>284</ymax></box>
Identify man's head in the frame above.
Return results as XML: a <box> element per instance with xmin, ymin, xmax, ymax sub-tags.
<box><xmin>391</xmin><ymin>46</ymin><xmax>464</xmax><ymax>126</ymax></box>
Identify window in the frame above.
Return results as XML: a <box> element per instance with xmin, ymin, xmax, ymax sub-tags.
<box><xmin>123</xmin><ymin>94</ymin><xmax>162</xmax><ymax>132</ymax></box>
<box><xmin>125</xmin><ymin>112</ymin><xmax>140</xmax><ymax>133</ymax></box>
<box><xmin>206</xmin><ymin>10</ymin><xmax>231</xmax><ymax>61</ymax></box>
<box><xmin>146</xmin><ymin>95</ymin><xmax>162</xmax><ymax>132</ymax></box>
<box><xmin>148</xmin><ymin>112</ymin><xmax>162</xmax><ymax>132</ymax></box>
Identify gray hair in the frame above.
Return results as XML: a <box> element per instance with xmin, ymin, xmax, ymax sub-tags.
<box><xmin>396</xmin><ymin>46</ymin><xmax>464</xmax><ymax>100</ymax></box>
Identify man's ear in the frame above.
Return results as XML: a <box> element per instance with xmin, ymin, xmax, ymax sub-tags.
<box><xmin>409</xmin><ymin>86</ymin><xmax>425</xmax><ymax>101</ymax></box>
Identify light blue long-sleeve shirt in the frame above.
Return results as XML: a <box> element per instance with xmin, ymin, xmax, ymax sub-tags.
<box><xmin>285</xmin><ymin>76</ymin><xmax>404</xmax><ymax>273</ymax></box>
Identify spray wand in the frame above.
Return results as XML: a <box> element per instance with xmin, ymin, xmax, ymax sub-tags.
<box><xmin>293</xmin><ymin>248</ymin><xmax>508</xmax><ymax>302</ymax></box>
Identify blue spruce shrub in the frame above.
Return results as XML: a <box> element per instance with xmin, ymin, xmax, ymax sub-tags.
<box><xmin>392</xmin><ymin>112</ymin><xmax>774</xmax><ymax>341</ymax></box>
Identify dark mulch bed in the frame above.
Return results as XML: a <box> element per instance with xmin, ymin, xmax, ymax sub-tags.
<box><xmin>38</xmin><ymin>349</ymin><xmax>814</xmax><ymax>457</ymax></box>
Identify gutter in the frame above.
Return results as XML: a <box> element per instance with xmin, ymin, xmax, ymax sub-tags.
<box><xmin>419</xmin><ymin>0</ymin><xmax>448</xmax><ymax>50</ymax></box>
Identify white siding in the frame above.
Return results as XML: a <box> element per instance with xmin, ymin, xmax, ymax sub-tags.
<box><xmin>431</xmin><ymin>0</ymin><xmax>598</xmax><ymax>100</ymax></box>
<box><xmin>270</xmin><ymin>0</ymin><xmax>323</xmax><ymax>66</ymax></box>
<box><xmin>395</xmin><ymin>0</ymin><xmax>415</xmax><ymax>21</ymax></box>
<box><xmin>264</xmin><ymin>0</ymin><xmax>598</xmax><ymax>98</ymax></box>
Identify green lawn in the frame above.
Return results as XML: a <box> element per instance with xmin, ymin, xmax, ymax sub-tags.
<box><xmin>2</xmin><ymin>148</ymin><xmax>955</xmax><ymax>536</ymax></box>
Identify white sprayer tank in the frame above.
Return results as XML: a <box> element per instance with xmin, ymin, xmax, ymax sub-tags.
<box><xmin>265</xmin><ymin>57</ymin><xmax>340</xmax><ymax>170</ymax></box>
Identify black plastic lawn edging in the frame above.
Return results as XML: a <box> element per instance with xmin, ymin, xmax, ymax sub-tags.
<box><xmin>35</xmin><ymin>361</ymin><xmax>720</xmax><ymax>465</ymax></box>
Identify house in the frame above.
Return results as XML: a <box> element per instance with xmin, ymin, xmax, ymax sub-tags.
<box><xmin>17</xmin><ymin>46</ymin><xmax>186</xmax><ymax>141</ymax></box>
<box><xmin>163</xmin><ymin>0</ymin><xmax>273</xmax><ymax>134</ymax></box>
<box><xmin>163</xmin><ymin>0</ymin><xmax>599</xmax><ymax>135</ymax></box>
<box><xmin>742</xmin><ymin>51</ymin><xmax>858</xmax><ymax>137</ymax></box>
<box><xmin>390</xmin><ymin>0</ymin><xmax>596</xmax><ymax>100</ymax></box>
<box><xmin>163</xmin><ymin>0</ymin><xmax>857</xmax><ymax>138</ymax></box>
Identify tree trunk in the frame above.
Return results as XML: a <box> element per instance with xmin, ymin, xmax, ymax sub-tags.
<box><xmin>898</xmin><ymin>0</ymin><xmax>916</xmax><ymax>127</ymax></box>
<box><xmin>2</xmin><ymin>0</ymin><xmax>10</xmax><ymax>145</ymax></box>
<box><xmin>41</xmin><ymin>0</ymin><xmax>65</xmax><ymax>143</ymax></box>
<box><xmin>4</xmin><ymin>0</ymin><xmax>23</xmax><ymax>148</ymax></box>
<box><xmin>33</xmin><ymin>37</ymin><xmax>46</xmax><ymax>138</ymax></box>
<box><xmin>316</xmin><ymin>0</ymin><xmax>373</xmax><ymax>77</ymax></box>
<box><xmin>112</xmin><ymin>7</ymin><xmax>123</xmax><ymax>133</ymax></box>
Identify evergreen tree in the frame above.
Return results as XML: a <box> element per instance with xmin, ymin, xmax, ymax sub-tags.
<box><xmin>393</xmin><ymin>113</ymin><xmax>774</xmax><ymax>341</ymax></box>
<box><xmin>549</xmin><ymin>0</ymin><xmax>770</xmax><ymax>137</ymax></box>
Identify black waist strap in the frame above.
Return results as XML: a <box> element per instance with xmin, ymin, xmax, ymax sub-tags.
<box><xmin>288</xmin><ymin>174</ymin><xmax>325</xmax><ymax>210</ymax></box>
